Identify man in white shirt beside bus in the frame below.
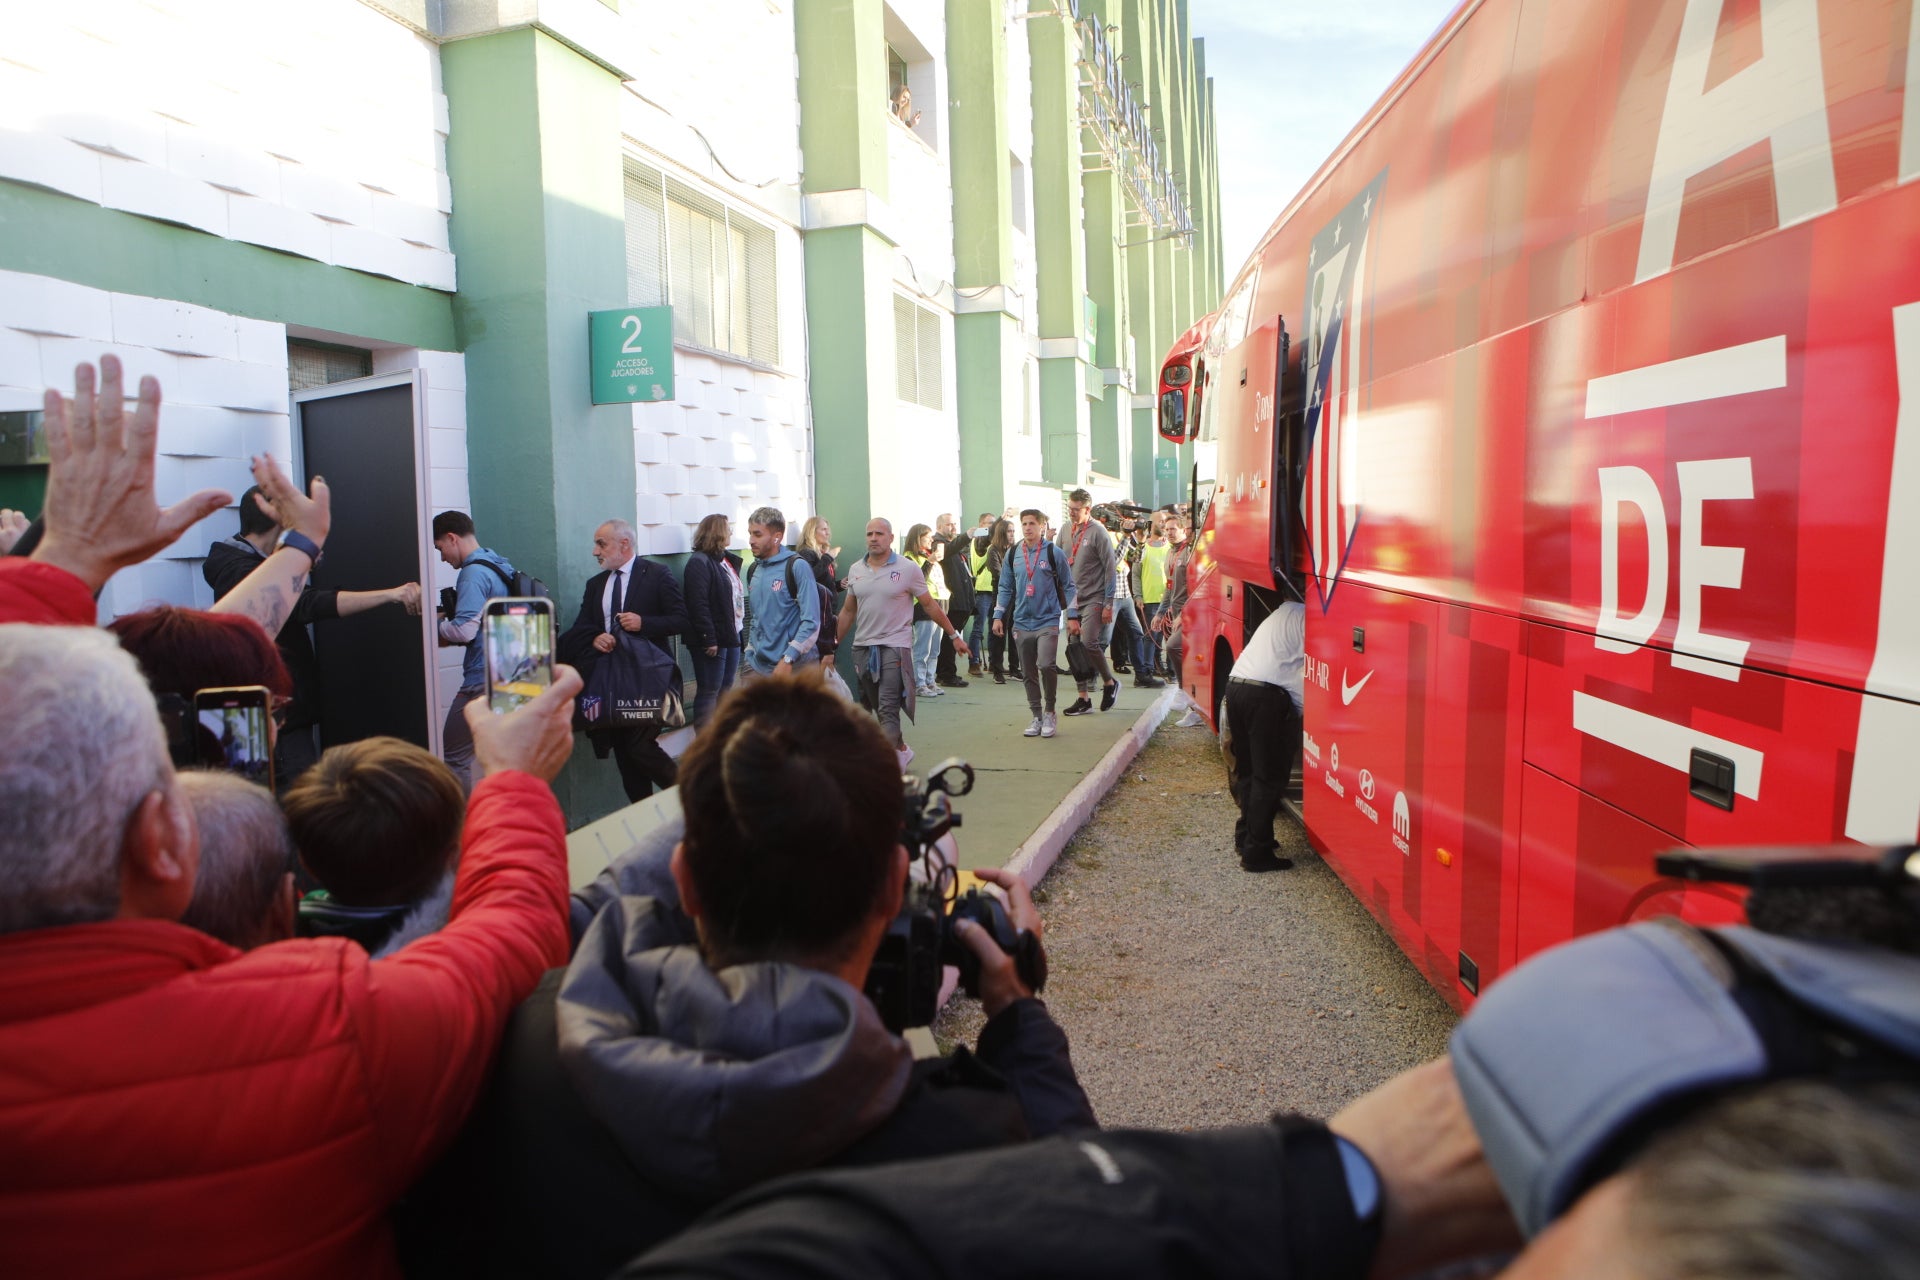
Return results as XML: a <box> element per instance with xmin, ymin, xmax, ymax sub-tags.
<box><xmin>1224</xmin><ymin>600</ymin><xmax>1305</xmax><ymax>873</ymax></box>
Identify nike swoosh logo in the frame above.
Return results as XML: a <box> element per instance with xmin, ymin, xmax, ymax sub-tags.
<box><xmin>1340</xmin><ymin>669</ymin><xmax>1375</xmax><ymax>705</ymax></box>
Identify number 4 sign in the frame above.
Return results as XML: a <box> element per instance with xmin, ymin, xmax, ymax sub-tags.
<box><xmin>589</xmin><ymin>306</ymin><xmax>676</xmax><ymax>404</ymax></box>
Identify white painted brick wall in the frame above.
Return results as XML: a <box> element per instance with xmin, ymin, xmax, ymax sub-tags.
<box><xmin>627</xmin><ymin>351</ymin><xmax>811</xmax><ymax>558</ymax></box>
<box><xmin>0</xmin><ymin>271</ymin><xmax>470</xmax><ymax>704</ymax></box>
<box><xmin>1</xmin><ymin>1</ymin><xmax>454</xmax><ymax>291</ymax></box>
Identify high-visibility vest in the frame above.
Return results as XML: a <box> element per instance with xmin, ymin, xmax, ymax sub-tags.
<box><xmin>1140</xmin><ymin>540</ymin><xmax>1170</xmax><ymax>604</ymax></box>
<box><xmin>969</xmin><ymin>543</ymin><xmax>994</xmax><ymax>591</ymax></box>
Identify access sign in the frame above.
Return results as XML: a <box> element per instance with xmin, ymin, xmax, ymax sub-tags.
<box><xmin>589</xmin><ymin>307</ymin><xmax>675</xmax><ymax>404</ymax></box>
<box><xmin>1154</xmin><ymin>455</ymin><xmax>1177</xmax><ymax>483</ymax></box>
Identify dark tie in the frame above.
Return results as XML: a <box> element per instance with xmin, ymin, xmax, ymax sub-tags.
<box><xmin>611</xmin><ymin>568</ymin><xmax>624</xmax><ymax>624</ymax></box>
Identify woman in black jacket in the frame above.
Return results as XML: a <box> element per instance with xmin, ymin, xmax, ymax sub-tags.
<box><xmin>682</xmin><ymin>514</ymin><xmax>743</xmax><ymax>726</ymax></box>
<box><xmin>794</xmin><ymin>516</ymin><xmax>841</xmax><ymax>595</ymax></box>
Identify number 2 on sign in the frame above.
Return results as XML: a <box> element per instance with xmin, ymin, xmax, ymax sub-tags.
<box><xmin>621</xmin><ymin>315</ymin><xmax>643</xmax><ymax>354</ymax></box>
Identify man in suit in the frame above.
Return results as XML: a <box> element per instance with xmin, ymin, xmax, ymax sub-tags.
<box><xmin>558</xmin><ymin>519</ymin><xmax>686</xmax><ymax>803</ymax></box>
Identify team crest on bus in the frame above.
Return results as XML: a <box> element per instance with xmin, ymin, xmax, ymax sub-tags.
<box><xmin>1300</xmin><ymin>170</ymin><xmax>1385</xmax><ymax>612</ymax></box>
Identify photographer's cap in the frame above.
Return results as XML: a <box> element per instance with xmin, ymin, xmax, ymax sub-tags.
<box><xmin>1450</xmin><ymin>921</ymin><xmax>1920</xmax><ymax>1237</ymax></box>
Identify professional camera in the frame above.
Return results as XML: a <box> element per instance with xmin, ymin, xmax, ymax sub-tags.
<box><xmin>1457</xmin><ymin>843</ymin><xmax>1920</xmax><ymax>1237</ymax></box>
<box><xmin>863</xmin><ymin>757</ymin><xmax>1048</xmax><ymax>1031</ymax></box>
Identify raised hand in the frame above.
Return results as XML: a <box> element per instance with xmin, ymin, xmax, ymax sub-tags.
<box><xmin>247</xmin><ymin>453</ymin><xmax>330</xmax><ymax>546</ymax></box>
<box><xmin>32</xmin><ymin>357</ymin><xmax>229</xmax><ymax>591</ymax></box>
<box><xmin>469</xmin><ymin>664</ymin><xmax>585</xmax><ymax>782</ymax></box>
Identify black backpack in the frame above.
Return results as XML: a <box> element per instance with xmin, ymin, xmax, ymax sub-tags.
<box><xmin>746</xmin><ymin>555</ymin><xmax>837</xmax><ymax>656</ymax></box>
<box><xmin>476</xmin><ymin>557</ymin><xmax>552</xmax><ymax>601</ymax></box>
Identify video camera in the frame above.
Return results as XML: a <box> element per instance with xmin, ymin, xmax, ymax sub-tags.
<box><xmin>863</xmin><ymin>757</ymin><xmax>1048</xmax><ymax>1031</ymax></box>
<box><xmin>1455</xmin><ymin>842</ymin><xmax>1920</xmax><ymax>1237</ymax></box>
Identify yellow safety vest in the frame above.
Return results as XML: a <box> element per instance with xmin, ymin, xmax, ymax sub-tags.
<box><xmin>969</xmin><ymin>543</ymin><xmax>994</xmax><ymax>591</ymax></box>
<box><xmin>1140</xmin><ymin>540</ymin><xmax>1170</xmax><ymax>604</ymax></box>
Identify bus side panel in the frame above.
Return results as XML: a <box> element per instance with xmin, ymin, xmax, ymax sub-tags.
<box><xmin>1524</xmin><ymin>620</ymin><xmax>1869</xmax><ymax>846</ymax></box>
<box><xmin>1304</xmin><ymin>579</ymin><xmax>1530</xmax><ymax>1007</ymax></box>
<box><xmin>1513</xmin><ymin>763</ymin><xmax>1745</xmax><ymax>973</ymax></box>
<box><xmin>1429</xmin><ymin>605</ymin><xmax>1530</xmax><ymax>999</ymax></box>
<box><xmin>1180</xmin><ymin>535</ymin><xmax>1240</xmax><ymax>724</ymax></box>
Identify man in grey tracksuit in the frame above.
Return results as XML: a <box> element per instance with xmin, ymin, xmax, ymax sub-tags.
<box><xmin>1055</xmin><ymin>488</ymin><xmax>1119</xmax><ymax>715</ymax></box>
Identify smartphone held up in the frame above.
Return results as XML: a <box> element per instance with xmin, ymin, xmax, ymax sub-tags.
<box><xmin>485</xmin><ymin>597</ymin><xmax>555</xmax><ymax>714</ymax></box>
<box><xmin>193</xmin><ymin>686</ymin><xmax>275</xmax><ymax>790</ymax></box>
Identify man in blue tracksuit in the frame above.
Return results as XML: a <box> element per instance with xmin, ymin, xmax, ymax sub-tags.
<box><xmin>743</xmin><ymin>505</ymin><xmax>820</xmax><ymax>679</ymax></box>
<box><xmin>992</xmin><ymin>508</ymin><xmax>1076</xmax><ymax>739</ymax></box>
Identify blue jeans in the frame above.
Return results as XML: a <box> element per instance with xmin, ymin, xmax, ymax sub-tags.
<box><xmin>912</xmin><ymin>620</ymin><xmax>941</xmax><ymax>688</ymax></box>
<box><xmin>968</xmin><ymin>588</ymin><xmax>993</xmax><ymax>660</ymax></box>
<box><xmin>1111</xmin><ymin>598</ymin><xmax>1145</xmax><ymax>673</ymax></box>
<box><xmin>689</xmin><ymin>645</ymin><xmax>740</xmax><ymax>725</ymax></box>
<box><xmin>1139</xmin><ymin>602</ymin><xmax>1161</xmax><ymax>675</ymax></box>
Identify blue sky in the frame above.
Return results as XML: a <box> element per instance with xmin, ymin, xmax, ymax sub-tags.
<box><xmin>1188</xmin><ymin>0</ymin><xmax>1462</xmax><ymax>273</ymax></box>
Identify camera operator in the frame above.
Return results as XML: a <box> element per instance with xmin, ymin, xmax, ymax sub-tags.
<box><xmin>614</xmin><ymin>854</ymin><xmax>1920</xmax><ymax>1280</ymax></box>
<box><xmin>414</xmin><ymin>669</ymin><xmax>1093</xmax><ymax>1280</ymax></box>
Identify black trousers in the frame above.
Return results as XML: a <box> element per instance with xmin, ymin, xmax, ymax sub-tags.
<box><xmin>608</xmin><ymin>726</ymin><xmax>677</xmax><ymax>803</ymax></box>
<box><xmin>936</xmin><ymin>608</ymin><xmax>970</xmax><ymax>680</ymax></box>
<box><xmin>1224</xmin><ymin>680</ymin><xmax>1301</xmax><ymax>860</ymax></box>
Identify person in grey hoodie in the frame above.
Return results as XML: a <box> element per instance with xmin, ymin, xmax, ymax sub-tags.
<box><xmin>1055</xmin><ymin>488</ymin><xmax>1121</xmax><ymax>714</ymax></box>
<box><xmin>399</xmin><ymin>670</ymin><xmax>1095</xmax><ymax>1280</ymax></box>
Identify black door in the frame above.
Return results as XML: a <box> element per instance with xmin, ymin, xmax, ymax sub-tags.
<box><xmin>298</xmin><ymin>382</ymin><xmax>429</xmax><ymax>749</ymax></box>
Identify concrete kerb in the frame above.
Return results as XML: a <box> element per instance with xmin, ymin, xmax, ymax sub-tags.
<box><xmin>1003</xmin><ymin>684</ymin><xmax>1180</xmax><ymax>888</ymax></box>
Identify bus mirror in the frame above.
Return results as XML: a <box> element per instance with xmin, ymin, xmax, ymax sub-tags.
<box><xmin>1160</xmin><ymin>389</ymin><xmax>1187</xmax><ymax>440</ymax></box>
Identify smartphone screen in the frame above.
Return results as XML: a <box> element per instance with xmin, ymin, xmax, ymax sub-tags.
<box><xmin>193</xmin><ymin>686</ymin><xmax>274</xmax><ymax>789</ymax></box>
<box><xmin>486</xmin><ymin>597</ymin><xmax>554</xmax><ymax>714</ymax></box>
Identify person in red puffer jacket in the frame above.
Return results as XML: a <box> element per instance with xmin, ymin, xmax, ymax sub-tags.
<box><xmin>0</xmin><ymin>358</ymin><xmax>584</xmax><ymax>1279</ymax></box>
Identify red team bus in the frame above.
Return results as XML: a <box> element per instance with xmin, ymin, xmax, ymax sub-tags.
<box><xmin>1158</xmin><ymin>0</ymin><xmax>1919</xmax><ymax>1008</ymax></box>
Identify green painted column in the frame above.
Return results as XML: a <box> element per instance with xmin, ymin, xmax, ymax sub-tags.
<box><xmin>1083</xmin><ymin>165</ymin><xmax>1125</xmax><ymax>479</ymax></box>
<box><xmin>1029</xmin><ymin>2</ymin><xmax>1090</xmax><ymax>487</ymax></box>
<box><xmin>948</xmin><ymin>0</ymin><xmax>1022</xmax><ymax>520</ymax></box>
<box><xmin>796</xmin><ymin>0</ymin><xmax>902</xmax><ymax>653</ymax></box>
<box><xmin>443</xmin><ymin>28</ymin><xmax>634</xmax><ymax>824</ymax></box>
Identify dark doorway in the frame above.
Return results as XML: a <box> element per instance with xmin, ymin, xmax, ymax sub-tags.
<box><xmin>296</xmin><ymin>379</ymin><xmax>431</xmax><ymax>750</ymax></box>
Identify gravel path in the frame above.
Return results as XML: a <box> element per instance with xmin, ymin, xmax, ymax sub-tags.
<box><xmin>936</xmin><ymin>711</ymin><xmax>1457</xmax><ymax>1129</ymax></box>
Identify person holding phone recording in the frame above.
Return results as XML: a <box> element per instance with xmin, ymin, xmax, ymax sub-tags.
<box><xmin>432</xmin><ymin>510</ymin><xmax>522</xmax><ymax>792</ymax></box>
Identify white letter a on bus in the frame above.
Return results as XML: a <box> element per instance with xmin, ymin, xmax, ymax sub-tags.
<box><xmin>1636</xmin><ymin>0</ymin><xmax>1836</xmax><ymax>283</ymax></box>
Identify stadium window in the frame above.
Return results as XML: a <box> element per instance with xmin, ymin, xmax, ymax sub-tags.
<box><xmin>893</xmin><ymin>294</ymin><xmax>944</xmax><ymax>411</ymax></box>
<box><xmin>287</xmin><ymin>341</ymin><xmax>372</xmax><ymax>391</ymax></box>
<box><xmin>624</xmin><ymin>159</ymin><xmax>779</xmax><ymax>366</ymax></box>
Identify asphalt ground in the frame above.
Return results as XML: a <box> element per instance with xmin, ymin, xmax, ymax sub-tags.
<box><xmin>935</xmin><ymin>711</ymin><xmax>1460</xmax><ymax>1128</ymax></box>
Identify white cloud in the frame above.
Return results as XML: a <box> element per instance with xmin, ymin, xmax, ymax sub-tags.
<box><xmin>1190</xmin><ymin>0</ymin><xmax>1460</xmax><ymax>277</ymax></box>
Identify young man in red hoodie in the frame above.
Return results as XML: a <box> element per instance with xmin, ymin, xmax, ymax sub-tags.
<box><xmin>0</xmin><ymin>358</ymin><xmax>584</xmax><ymax>1279</ymax></box>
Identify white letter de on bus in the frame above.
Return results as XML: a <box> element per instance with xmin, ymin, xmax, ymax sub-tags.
<box><xmin>1597</xmin><ymin>466</ymin><xmax>1668</xmax><ymax>654</ymax></box>
<box><xmin>1671</xmin><ymin>457</ymin><xmax>1754</xmax><ymax>678</ymax></box>
<box><xmin>1636</xmin><ymin>0</ymin><xmax>1836</xmax><ymax>283</ymax></box>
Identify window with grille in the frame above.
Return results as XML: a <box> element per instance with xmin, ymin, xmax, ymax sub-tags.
<box><xmin>893</xmin><ymin>295</ymin><xmax>943</xmax><ymax>410</ymax></box>
<box><xmin>287</xmin><ymin>342</ymin><xmax>372</xmax><ymax>391</ymax></box>
<box><xmin>624</xmin><ymin>160</ymin><xmax>779</xmax><ymax>366</ymax></box>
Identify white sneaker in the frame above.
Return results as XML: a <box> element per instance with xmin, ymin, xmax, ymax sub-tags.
<box><xmin>897</xmin><ymin>744</ymin><xmax>914</xmax><ymax>769</ymax></box>
<box><xmin>1175</xmin><ymin>707</ymin><xmax>1207</xmax><ymax>728</ymax></box>
<box><xmin>1024</xmin><ymin>716</ymin><xmax>1042</xmax><ymax>737</ymax></box>
<box><xmin>1041</xmin><ymin>711</ymin><xmax>1058</xmax><ymax>738</ymax></box>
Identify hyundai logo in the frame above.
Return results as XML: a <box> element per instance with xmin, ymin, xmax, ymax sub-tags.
<box><xmin>1358</xmin><ymin>769</ymin><xmax>1376</xmax><ymax>801</ymax></box>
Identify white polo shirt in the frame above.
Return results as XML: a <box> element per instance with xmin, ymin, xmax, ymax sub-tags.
<box><xmin>845</xmin><ymin>552</ymin><xmax>928</xmax><ymax>650</ymax></box>
<box><xmin>1235</xmin><ymin>600</ymin><xmax>1305</xmax><ymax>712</ymax></box>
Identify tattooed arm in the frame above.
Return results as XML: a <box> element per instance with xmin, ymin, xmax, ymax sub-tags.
<box><xmin>209</xmin><ymin>454</ymin><xmax>331</xmax><ymax>636</ymax></box>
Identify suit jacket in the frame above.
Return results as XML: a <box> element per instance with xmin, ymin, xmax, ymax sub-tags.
<box><xmin>557</xmin><ymin>557</ymin><xmax>686</xmax><ymax>682</ymax></box>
